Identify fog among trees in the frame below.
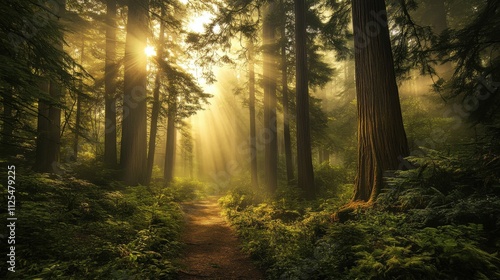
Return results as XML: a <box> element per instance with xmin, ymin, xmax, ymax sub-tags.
<box><xmin>1</xmin><ymin>0</ymin><xmax>499</xmax><ymax>278</ymax></box>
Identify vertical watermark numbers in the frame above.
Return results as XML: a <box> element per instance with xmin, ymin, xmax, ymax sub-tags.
<box><xmin>6</xmin><ymin>165</ymin><xmax>16</xmax><ymax>273</ymax></box>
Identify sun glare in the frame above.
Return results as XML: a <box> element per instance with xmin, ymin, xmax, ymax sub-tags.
<box><xmin>145</xmin><ymin>46</ymin><xmax>156</xmax><ymax>57</ymax></box>
<box><xmin>187</xmin><ymin>12</ymin><xmax>213</xmax><ymax>33</ymax></box>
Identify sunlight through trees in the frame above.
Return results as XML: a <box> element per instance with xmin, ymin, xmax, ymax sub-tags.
<box><xmin>1</xmin><ymin>0</ymin><xmax>499</xmax><ymax>277</ymax></box>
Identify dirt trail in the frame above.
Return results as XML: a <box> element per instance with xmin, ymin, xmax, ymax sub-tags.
<box><xmin>178</xmin><ymin>196</ymin><xmax>265</xmax><ymax>280</ymax></box>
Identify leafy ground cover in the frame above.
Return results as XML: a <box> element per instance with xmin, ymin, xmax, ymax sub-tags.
<box><xmin>0</xmin><ymin>166</ymin><xmax>201</xmax><ymax>279</ymax></box>
<box><xmin>220</xmin><ymin>152</ymin><xmax>500</xmax><ymax>279</ymax></box>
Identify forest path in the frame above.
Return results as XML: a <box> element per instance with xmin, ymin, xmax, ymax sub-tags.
<box><xmin>178</xmin><ymin>196</ymin><xmax>265</xmax><ymax>280</ymax></box>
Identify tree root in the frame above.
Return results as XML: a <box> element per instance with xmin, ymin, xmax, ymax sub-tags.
<box><xmin>331</xmin><ymin>200</ymin><xmax>374</xmax><ymax>223</ymax></box>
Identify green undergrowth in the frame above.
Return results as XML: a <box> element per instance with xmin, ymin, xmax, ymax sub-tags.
<box><xmin>169</xmin><ymin>177</ymin><xmax>211</xmax><ymax>201</ymax></box>
<box><xmin>0</xmin><ymin>171</ymin><xmax>188</xmax><ymax>279</ymax></box>
<box><xmin>220</xmin><ymin>152</ymin><xmax>500</xmax><ymax>279</ymax></box>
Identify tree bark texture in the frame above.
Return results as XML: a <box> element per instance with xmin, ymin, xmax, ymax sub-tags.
<box><xmin>74</xmin><ymin>39</ymin><xmax>84</xmax><ymax>161</ymax></box>
<box><xmin>104</xmin><ymin>0</ymin><xmax>118</xmax><ymax>167</ymax></box>
<box><xmin>295</xmin><ymin>0</ymin><xmax>316</xmax><ymax>199</ymax></box>
<box><xmin>248</xmin><ymin>39</ymin><xmax>259</xmax><ymax>188</ymax></box>
<box><xmin>164</xmin><ymin>106</ymin><xmax>177</xmax><ymax>184</ymax></box>
<box><xmin>121</xmin><ymin>0</ymin><xmax>149</xmax><ymax>185</ymax></box>
<box><xmin>352</xmin><ymin>0</ymin><xmax>409</xmax><ymax>202</ymax></box>
<box><xmin>47</xmin><ymin>81</ymin><xmax>62</xmax><ymax>169</ymax></box>
<box><xmin>146</xmin><ymin>5</ymin><xmax>165</xmax><ymax>185</ymax></box>
<box><xmin>35</xmin><ymin>81</ymin><xmax>50</xmax><ymax>171</ymax></box>
<box><xmin>281</xmin><ymin>8</ymin><xmax>294</xmax><ymax>184</ymax></box>
<box><xmin>263</xmin><ymin>2</ymin><xmax>278</xmax><ymax>194</ymax></box>
<box><xmin>35</xmin><ymin>0</ymin><xmax>65</xmax><ymax>173</ymax></box>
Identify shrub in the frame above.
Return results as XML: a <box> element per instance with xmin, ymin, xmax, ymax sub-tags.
<box><xmin>314</xmin><ymin>162</ymin><xmax>354</xmax><ymax>198</ymax></box>
<box><xmin>2</xmin><ymin>174</ymin><xmax>183</xmax><ymax>279</ymax></box>
<box><xmin>169</xmin><ymin>178</ymin><xmax>207</xmax><ymax>201</ymax></box>
<box><xmin>220</xmin><ymin>150</ymin><xmax>500</xmax><ymax>280</ymax></box>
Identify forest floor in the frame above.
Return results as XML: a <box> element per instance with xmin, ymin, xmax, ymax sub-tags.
<box><xmin>178</xmin><ymin>196</ymin><xmax>265</xmax><ymax>280</ymax></box>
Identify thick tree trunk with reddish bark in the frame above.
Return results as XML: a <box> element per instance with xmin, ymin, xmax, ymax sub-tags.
<box><xmin>295</xmin><ymin>0</ymin><xmax>316</xmax><ymax>199</ymax></box>
<box><xmin>351</xmin><ymin>0</ymin><xmax>409</xmax><ymax>202</ymax></box>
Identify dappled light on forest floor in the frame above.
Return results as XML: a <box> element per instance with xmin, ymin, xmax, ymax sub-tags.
<box><xmin>1</xmin><ymin>0</ymin><xmax>499</xmax><ymax>278</ymax></box>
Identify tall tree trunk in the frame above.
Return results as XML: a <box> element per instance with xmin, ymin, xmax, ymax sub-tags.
<box><xmin>281</xmin><ymin>7</ymin><xmax>294</xmax><ymax>184</ymax></box>
<box><xmin>74</xmin><ymin>39</ymin><xmax>84</xmax><ymax>161</ymax></box>
<box><xmin>146</xmin><ymin>5</ymin><xmax>165</xmax><ymax>185</ymax></box>
<box><xmin>351</xmin><ymin>0</ymin><xmax>409</xmax><ymax>202</ymax></box>
<box><xmin>164</xmin><ymin>102</ymin><xmax>177</xmax><ymax>183</ymax></box>
<box><xmin>248</xmin><ymin>39</ymin><xmax>258</xmax><ymax>188</ymax></box>
<box><xmin>47</xmin><ymin>80</ymin><xmax>62</xmax><ymax>172</ymax></box>
<box><xmin>319</xmin><ymin>149</ymin><xmax>329</xmax><ymax>164</ymax></box>
<box><xmin>188</xmin><ymin>125</ymin><xmax>194</xmax><ymax>179</ymax></box>
<box><xmin>35</xmin><ymin>81</ymin><xmax>50</xmax><ymax>171</ymax></box>
<box><xmin>263</xmin><ymin>2</ymin><xmax>278</xmax><ymax>193</ymax></box>
<box><xmin>74</xmin><ymin>85</ymin><xmax>82</xmax><ymax>161</ymax></box>
<box><xmin>121</xmin><ymin>0</ymin><xmax>149</xmax><ymax>185</ymax></box>
<box><xmin>104</xmin><ymin>0</ymin><xmax>118</xmax><ymax>167</ymax></box>
<box><xmin>35</xmin><ymin>0</ymin><xmax>65</xmax><ymax>173</ymax></box>
<box><xmin>295</xmin><ymin>0</ymin><xmax>316</xmax><ymax>199</ymax></box>
<box><xmin>48</xmin><ymin>0</ymin><xmax>65</xmax><ymax>173</ymax></box>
